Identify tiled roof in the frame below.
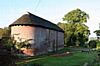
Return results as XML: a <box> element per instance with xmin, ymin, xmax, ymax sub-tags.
<box><xmin>9</xmin><ymin>12</ymin><xmax>64</xmax><ymax>32</ymax></box>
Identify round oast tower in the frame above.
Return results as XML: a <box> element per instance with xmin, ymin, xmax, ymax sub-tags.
<box><xmin>9</xmin><ymin>13</ymin><xmax>36</xmax><ymax>56</ymax></box>
<box><xmin>10</xmin><ymin>13</ymin><xmax>36</xmax><ymax>43</ymax></box>
<box><xmin>9</xmin><ymin>12</ymin><xmax>64</xmax><ymax>56</ymax></box>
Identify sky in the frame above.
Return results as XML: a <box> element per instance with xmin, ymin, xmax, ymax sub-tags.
<box><xmin>0</xmin><ymin>0</ymin><xmax>100</xmax><ymax>37</ymax></box>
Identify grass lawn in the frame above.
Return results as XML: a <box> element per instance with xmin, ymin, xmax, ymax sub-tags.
<box><xmin>16</xmin><ymin>48</ymin><xmax>97</xmax><ymax>66</ymax></box>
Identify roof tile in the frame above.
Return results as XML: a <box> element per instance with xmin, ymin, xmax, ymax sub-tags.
<box><xmin>9</xmin><ymin>12</ymin><xmax>64</xmax><ymax>32</ymax></box>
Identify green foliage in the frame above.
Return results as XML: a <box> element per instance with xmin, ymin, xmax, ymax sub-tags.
<box><xmin>63</xmin><ymin>8</ymin><xmax>89</xmax><ymax>23</ymax></box>
<box><xmin>96</xmin><ymin>40</ymin><xmax>100</xmax><ymax>44</ymax></box>
<box><xmin>16</xmin><ymin>39</ymin><xmax>32</xmax><ymax>49</ymax></box>
<box><xmin>0</xmin><ymin>37</ymin><xmax>14</xmax><ymax>49</ymax></box>
<box><xmin>0</xmin><ymin>28</ymin><xmax>4</xmax><ymax>38</ymax></box>
<box><xmin>2</xmin><ymin>27</ymin><xmax>11</xmax><ymax>37</ymax></box>
<box><xmin>58</xmin><ymin>22</ymin><xmax>90</xmax><ymax>46</ymax></box>
<box><xmin>0</xmin><ymin>37</ymin><xmax>17</xmax><ymax>66</ymax></box>
<box><xmin>96</xmin><ymin>40</ymin><xmax>100</xmax><ymax>50</ymax></box>
<box><xmin>0</xmin><ymin>36</ymin><xmax>33</xmax><ymax>66</ymax></box>
<box><xmin>0</xmin><ymin>27</ymin><xmax>11</xmax><ymax>39</ymax></box>
<box><xmin>0</xmin><ymin>50</ymin><xmax>16</xmax><ymax>66</ymax></box>
<box><xmin>89</xmin><ymin>40</ymin><xmax>97</xmax><ymax>48</ymax></box>
<box><xmin>58</xmin><ymin>8</ymin><xmax>90</xmax><ymax>47</ymax></box>
<box><xmin>0</xmin><ymin>27</ymin><xmax>11</xmax><ymax>49</ymax></box>
<box><xmin>0</xmin><ymin>36</ymin><xmax>32</xmax><ymax>53</ymax></box>
<box><xmin>94</xmin><ymin>30</ymin><xmax>100</xmax><ymax>36</ymax></box>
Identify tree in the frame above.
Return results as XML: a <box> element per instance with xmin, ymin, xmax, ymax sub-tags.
<box><xmin>89</xmin><ymin>40</ymin><xmax>97</xmax><ymax>48</ymax></box>
<box><xmin>58</xmin><ymin>8</ymin><xmax>90</xmax><ymax>47</ymax></box>
<box><xmin>0</xmin><ymin>28</ymin><xmax>4</xmax><ymax>38</ymax></box>
<box><xmin>63</xmin><ymin>8</ymin><xmax>89</xmax><ymax>23</ymax></box>
<box><xmin>94</xmin><ymin>30</ymin><xmax>100</xmax><ymax>49</ymax></box>
<box><xmin>15</xmin><ymin>39</ymin><xmax>32</xmax><ymax>50</ymax></box>
<box><xmin>2</xmin><ymin>27</ymin><xmax>11</xmax><ymax>37</ymax></box>
<box><xmin>0</xmin><ymin>37</ymin><xmax>17</xmax><ymax>66</ymax></box>
<box><xmin>94</xmin><ymin>30</ymin><xmax>100</xmax><ymax>39</ymax></box>
<box><xmin>0</xmin><ymin>27</ymin><xmax>11</xmax><ymax>39</ymax></box>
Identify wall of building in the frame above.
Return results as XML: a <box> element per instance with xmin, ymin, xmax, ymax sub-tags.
<box><xmin>11</xmin><ymin>25</ymin><xmax>64</xmax><ymax>56</ymax></box>
<box><xmin>11</xmin><ymin>25</ymin><xmax>35</xmax><ymax>56</ymax></box>
<box><xmin>11</xmin><ymin>26</ymin><xmax>35</xmax><ymax>42</ymax></box>
<box><xmin>57</xmin><ymin>32</ymin><xmax>64</xmax><ymax>50</ymax></box>
<box><xmin>34</xmin><ymin>27</ymin><xmax>47</xmax><ymax>55</ymax></box>
<box><xmin>35</xmin><ymin>27</ymin><xmax>64</xmax><ymax>55</ymax></box>
<box><xmin>48</xmin><ymin>30</ymin><xmax>58</xmax><ymax>52</ymax></box>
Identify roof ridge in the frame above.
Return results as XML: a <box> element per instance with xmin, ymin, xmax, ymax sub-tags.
<box><xmin>9</xmin><ymin>12</ymin><xmax>64</xmax><ymax>32</ymax></box>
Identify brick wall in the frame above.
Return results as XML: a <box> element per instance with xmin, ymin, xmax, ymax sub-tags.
<box><xmin>11</xmin><ymin>25</ymin><xmax>64</xmax><ymax>56</ymax></box>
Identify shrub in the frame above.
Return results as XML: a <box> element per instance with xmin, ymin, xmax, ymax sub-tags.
<box><xmin>89</xmin><ymin>40</ymin><xmax>97</xmax><ymax>48</ymax></box>
<box><xmin>0</xmin><ymin>48</ymin><xmax>16</xmax><ymax>66</ymax></box>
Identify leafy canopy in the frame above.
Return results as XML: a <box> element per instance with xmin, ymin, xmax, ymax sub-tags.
<box><xmin>63</xmin><ymin>8</ymin><xmax>89</xmax><ymax>23</ymax></box>
<box><xmin>58</xmin><ymin>8</ymin><xmax>90</xmax><ymax>46</ymax></box>
<box><xmin>94</xmin><ymin>30</ymin><xmax>100</xmax><ymax>36</ymax></box>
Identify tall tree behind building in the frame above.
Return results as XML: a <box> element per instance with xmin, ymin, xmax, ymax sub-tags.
<box><xmin>58</xmin><ymin>8</ymin><xmax>90</xmax><ymax>46</ymax></box>
<box><xmin>2</xmin><ymin>27</ymin><xmax>11</xmax><ymax>37</ymax></box>
<box><xmin>0</xmin><ymin>28</ymin><xmax>4</xmax><ymax>38</ymax></box>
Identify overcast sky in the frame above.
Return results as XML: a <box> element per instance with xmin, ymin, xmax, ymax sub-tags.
<box><xmin>0</xmin><ymin>0</ymin><xmax>100</xmax><ymax>37</ymax></box>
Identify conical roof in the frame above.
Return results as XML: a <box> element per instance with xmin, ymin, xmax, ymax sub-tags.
<box><xmin>9</xmin><ymin>12</ymin><xmax>64</xmax><ymax>32</ymax></box>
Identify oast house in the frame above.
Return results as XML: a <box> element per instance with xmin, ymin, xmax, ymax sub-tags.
<box><xmin>9</xmin><ymin>12</ymin><xmax>64</xmax><ymax>56</ymax></box>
